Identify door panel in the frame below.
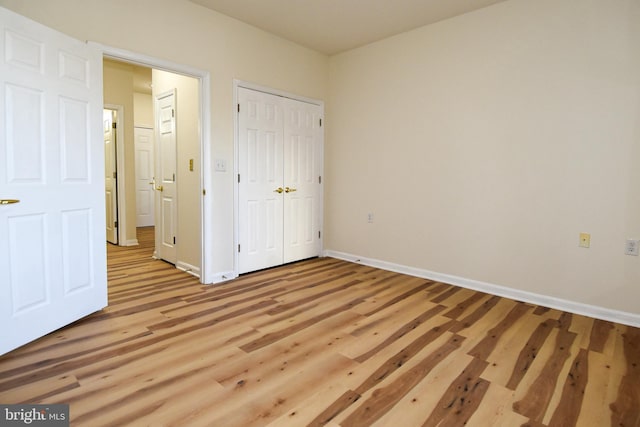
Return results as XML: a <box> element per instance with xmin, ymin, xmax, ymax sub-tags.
<box><xmin>0</xmin><ymin>6</ymin><xmax>107</xmax><ymax>355</ymax></box>
<box><xmin>155</xmin><ymin>90</ymin><xmax>177</xmax><ymax>264</ymax></box>
<box><xmin>238</xmin><ymin>88</ymin><xmax>284</xmax><ymax>274</ymax></box>
<box><xmin>135</xmin><ymin>127</ymin><xmax>155</xmax><ymax>227</ymax></box>
<box><xmin>283</xmin><ymin>99</ymin><xmax>323</xmax><ymax>263</ymax></box>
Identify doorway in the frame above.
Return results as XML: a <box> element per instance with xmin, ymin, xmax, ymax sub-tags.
<box><xmin>103</xmin><ymin>56</ymin><xmax>208</xmax><ymax>281</ymax></box>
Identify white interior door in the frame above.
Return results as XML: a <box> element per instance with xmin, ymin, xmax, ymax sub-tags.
<box><xmin>238</xmin><ymin>88</ymin><xmax>285</xmax><ymax>274</ymax></box>
<box><xmin>283</xmin><ymin>98</ymin><xmax>323</xmax><ymax>263</ymax></box>
<box><xmin>237</xmin><ymin>87</ymin><xmax>323</xmax><ymax>274</ymax></box>
<box><xmin>104</xmin><ymin>109</ymin><xmax>118</xmax><ymax>244</ymax></box>
<box><xmin>135</xmin><ymin>126</ymin><xmax>155</xmax><ymax>227</ymax></box>
<box><xmin>155</xmin><ymin>90</ymin><xmax>177</xmax><ymax>264</ymax></box>
<box><xmin>0</xmin><ymin>6</ymin><xmax>107</xmax><ymax>355</ymax></box>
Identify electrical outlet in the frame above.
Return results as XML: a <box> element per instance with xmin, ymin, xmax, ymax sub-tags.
<box><xmin>367</xmin><ymin>213</ymin><xmax>374</xmax><ymax>223</ymax></box>
<box><xmin>579</xmin><ymin>232</ymin><xmax>590</xmax><ymax>248</ymax></box>
<box><xmin>625</xmin><ymin>239</ymin><xmax>639</xmax><ymax>256</ymax></box>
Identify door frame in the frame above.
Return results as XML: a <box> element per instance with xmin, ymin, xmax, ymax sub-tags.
<box><xmin>104</xmin><ymin>104</ymin><xmax>127</xmax><ymax>246</ymax></box>
<box><xmin>233</xmin><ymin>79</ymin><xmax>325</xmax><ymax>279</ymax></box>
<box><xmin>95</xmin><ymin>43</ymin><xmax>213</xmax><ymax>284</ymax></box>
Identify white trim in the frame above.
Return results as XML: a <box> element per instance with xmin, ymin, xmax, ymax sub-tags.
<box><xmin>177</xmin><ymin>261</ymin><xmax>201</xmax><ymax>279</ymax></box>
<box><xmin>123</xmin><ymin>239</ymin><xmax>139</xmax><ymax>247</ymax></box>
<box><xmin>324</xmin><ymin>250</ymin><xmax>640</xmax><ymax>328</ymax></box>
<box><xmin>104</xmin><ymin>104</ymin><xmax>126</xmax><ymax>246</ymax></box>
<box><xmin>232</xmin><ymin>80</ymin><xmax>325</xmax><ymax>278</ymax></box>
<box><xmin>234</xmin><ymin>79</ymin><xmax>324</xmax><ymax>107</ymax></box>
<box><xmin>92</xmin><ymin>42</ymin><xmax>213</xmax><ymax>284</ymax></box>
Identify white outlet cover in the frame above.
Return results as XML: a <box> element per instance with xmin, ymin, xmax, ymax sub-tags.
<box><xmin>625</xmin><ymin>239</ymin><xmax>639</xmax><ymax>256</ymax></box>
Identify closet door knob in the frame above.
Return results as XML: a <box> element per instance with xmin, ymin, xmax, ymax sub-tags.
<box><xmin>284</xmin><ymin>187</ymin><xmax>297</xmax><ymax>193</ymax></box>
<box><xmin>274</xmin><ymin>187</ymin><xmax>284</xmax><ymax>194</ymax></box>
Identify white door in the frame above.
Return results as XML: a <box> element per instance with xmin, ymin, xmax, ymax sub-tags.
<box><xmin>104</xmin><ymin>109</ymin><xmax>118</xmax><ymax>244</ymax></box>
<box><xmin>135</xmin><ymin>126</ymin><xmax>155</xmax><ymax>227</ymax></box>
<box><xmin>0</xmin><ymin>7</ymin><xmax>107</xmax><ymax>355</ymax></box>
<box><xmin>282</xmin><ymin>98</ymin><xmax>323</xmax><ymax>263</ymax></box>
<box><xmin>238</xmin><ymin>88</ymin><xmax>285</xmax><ymax>273</ymax></box>
<box><xmin>154</xmin><ymin>90</ymin><xmax>177</xmax><ymax>263</ymax></box>
<box><xmin>237</xmin><ymin>87</ymin><xmax>323</xmax><ymax>274</ymax></box>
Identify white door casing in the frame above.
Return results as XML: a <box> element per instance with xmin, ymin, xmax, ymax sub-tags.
<box><xmin>154</xmin><ymin>90</ymin><xmax>177</xmax><ymax>264</ymax></box>
<box><xmin>0</xmin><ymin>7</ymin><xmax>107</xmax><ymax>355</ymax></box>
<box><xmin>237</xmin><ymin>87</ymin><xmax>323</xmax><ymax>274</ymax></box>
<box><xmin>104</xmin><ymin>109</ymin><xmax>118</xmax><ymax>244</ymax></box>
<box><xmin>135</xmin><ymin>126</ymin><xmax>155</xmax><ymax>227</ymax></box>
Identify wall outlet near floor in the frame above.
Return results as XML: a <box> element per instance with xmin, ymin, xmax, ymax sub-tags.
<box><xmin>625</xmin><ymin>239</ymin><xmax>639</xmax><ymax>256</ymax></box>
<box><xmin>367</xmin><ymin>213</ymin><xmax>374</xmax><ymax>223</ymax></box>
<box><xmin>579</xmin><ymin>232</ymin><xmax>590</xmax><ymax>248</ymax></box>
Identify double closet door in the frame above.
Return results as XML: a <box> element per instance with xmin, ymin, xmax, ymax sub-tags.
<box><xmin>238</xmin><ymin>87</ymin><xmax>323</xmax><ymax>274</ymax></box>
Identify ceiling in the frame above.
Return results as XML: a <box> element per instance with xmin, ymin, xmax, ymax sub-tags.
<box><xmin>189</xmin><ymin>0</ymin><xmax>507</xmax><ymax>55</ymax></box>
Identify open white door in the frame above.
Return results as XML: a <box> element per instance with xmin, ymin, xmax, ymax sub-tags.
<box><xmin>0</xmin><ymin>7</ymin><xmax>107</xmax><ymax>355</ymax></box>
<box><xmin>104</xmin><ymin>109</ymin><xmax>118</xmax><ymax>244</ymax></box>
<box><xmin>154</xmin><ymin>90</ymin><xmax>177</xmax><ymax>264</ymax></box>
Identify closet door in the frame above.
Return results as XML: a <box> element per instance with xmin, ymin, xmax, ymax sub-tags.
<box><xmin>238</xmin><ymin>88</ymin><xmax>285</xmax><ymax>274</ymax></box>
<box><xmin>283</xmin><ymin>98</ymin><xmax>323</xmax><ymax>263</ymax></box>
<box><xmin>237</xmin><ymin>87</ymin><xmax>323</xmax><ymax>274</ymax></box>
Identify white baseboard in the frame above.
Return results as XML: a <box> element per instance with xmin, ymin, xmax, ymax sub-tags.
<box><xmin>176</xmin><ymin>261</ymin><xmax>201</xmax><ymax>279</ymax></box>
<box><xmin>324</xmin><ymin>250</ymin><xmax>640</xmax><ymax>328</ymax></box>
<box><xmin>123</xmin><ymin>239</ymin><xmax>139</xmax><ymax>247</ymax></box>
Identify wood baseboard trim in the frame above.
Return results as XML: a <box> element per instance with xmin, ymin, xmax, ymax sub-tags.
<box><xmin>324</xmin><ymin>249</ymin><xmax>640</xmax><ymax>328</ymax></box>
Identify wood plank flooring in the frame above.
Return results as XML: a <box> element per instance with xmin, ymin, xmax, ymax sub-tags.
<box><xmin>1</xmin><ymin>226</ymin><xmax>639</xmax><ymax>426</ymax></box>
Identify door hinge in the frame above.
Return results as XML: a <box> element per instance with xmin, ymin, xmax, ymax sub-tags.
<box><xmin>173</xmin><ymin>237</ymin><xmax>176</xmax><ymax>245</ymax></box>
<box><xmin>318</xmin><ymin>231</ymin><xmax>321</xmax><ymax>239</ymax></box>
<box><xmin>114</xmin><ymin>221</ymin><xmax>118</xmax><ymax>228</ymax></box>
<box><xmin>173</xmin><ymin>173</ymin><xmax>176</xmax><ymax>182</ymax></box>
<box><xmin>113</xmin><ymin>171</ymin><xmax>117</xmax><ymax>179</ymax></box>
<box><xmin>237</xmin><ymin>103</ymin><xmax>240</xmax><ymax>113</ymax></box>
<box><xmin>319</xmin><ymin>118</ymin><xmax>322</xmax><ymax>127</ymax></box>
<box><xmin>238</xmin><ymin>244</ymin><xmax>241</xmax><ymax>252</ymax></box>
<box><xmin>112</xmin><ymin>122</ymin><xmax>117</xmax><ymax>129</ymax></box>
<box><xmin>203</xmin><ymin>189</ymin><xmax>206</xmax><ymax>196</ymax></box>
<box><xmin>238</xmin><ymin>174</ymin><xmax>241</xmax><ymax>183</ymax></box>
<box><xmin>172</xmin><ymin>109</ymin><xmax>175</xmax><ymax>118</ymax></box>
<box><xmin>318</xmin><ymin>176</ymin><xmax>322</xmax><ymax>184</ymax></box>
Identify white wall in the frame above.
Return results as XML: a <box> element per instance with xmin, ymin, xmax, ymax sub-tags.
<box><xmin>0</xmin><ymin>0</ymin><xmax>330</xmax><ymax>280</ymax></box>
<box><xmin>326</xmin><ymin>0</ymin><xmax>640</xmax><ymax>316</ymax></box>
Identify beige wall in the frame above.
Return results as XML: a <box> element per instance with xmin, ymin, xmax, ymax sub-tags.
<box><xmin>326</xmin><ymin>0</ymin><xmax>640</xmax><ymax>314</ymax></box>
<box><xmin>133</xmin><ymin>92</ymin><xmax>153</xmax><ymax>128</ymax></box>
<box><xmin>153</xmin><ymin>69</ymin><xmax>201</xmax><ymax>271</ymax></box>
<box><xmin>103</xmin><ymin>59</ymin><xmax>137</xmax><ymax>244</ymax></box>
<box><xmin>0</xmin><ymin>0</ymin><xmax>330</xmax><ymax>278</ymax></box>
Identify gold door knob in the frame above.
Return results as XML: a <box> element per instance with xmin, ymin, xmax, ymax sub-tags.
<box><xmin>274</xmin><ymin>187</ymin><xmax>284</xmax><ymax>194</ymax></box>
<box><xmin>156</xmin><ymin>185</ymin><xmax>164</xmax><ymax>192</ymax></box>
<box><xmin>284</xmin><ymin>187</ymin><xmax>297</xmax><ymax>193</ymax></box>
<box><xmin>0</xmin><ymin>199</ymin><xmax>20</xmax><ymax>205</ymax></box>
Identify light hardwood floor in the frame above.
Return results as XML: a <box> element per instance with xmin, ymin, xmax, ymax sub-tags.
<box><xmin>0</xmin><ymin>227</ymin><xmax>639</xmax><ymax>426</ymax></box>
